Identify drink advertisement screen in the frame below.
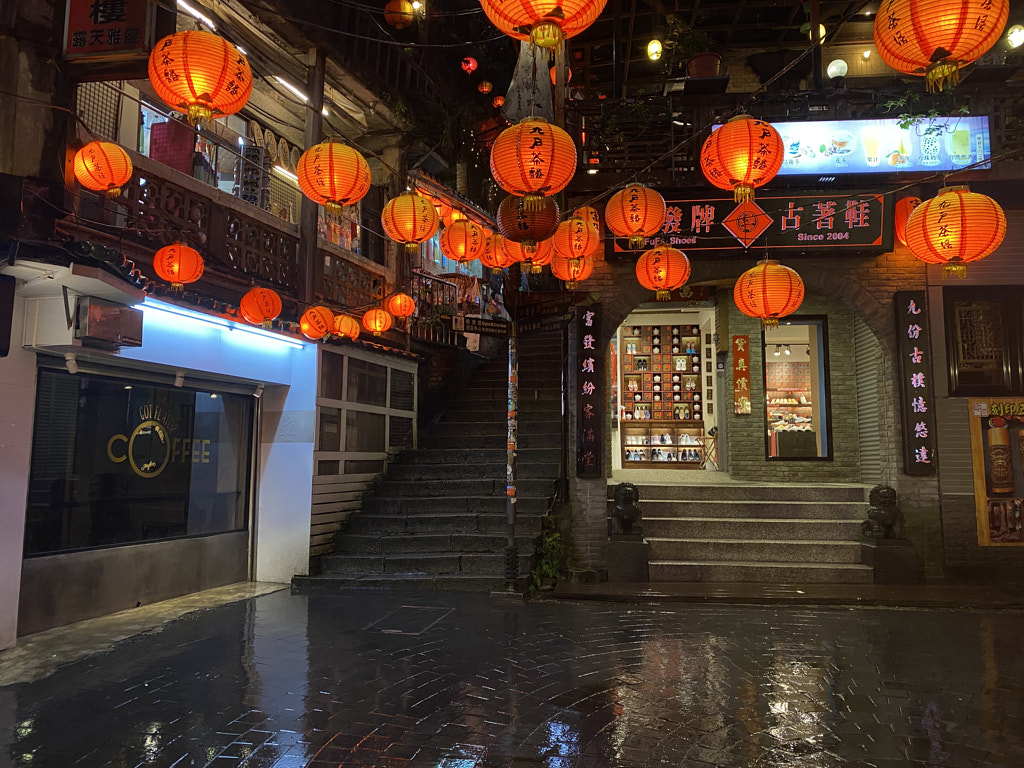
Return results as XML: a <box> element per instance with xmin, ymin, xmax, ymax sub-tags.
<box><xmin>714</xmin><ymin>116</ymin><xmax>991</xmax><ymax>176</ymax></box>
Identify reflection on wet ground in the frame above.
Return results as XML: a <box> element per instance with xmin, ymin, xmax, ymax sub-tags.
<box><xmin>2</xmin><ymin>589</ymin><xmax>1023</xmax><ymax>767</ymax></box>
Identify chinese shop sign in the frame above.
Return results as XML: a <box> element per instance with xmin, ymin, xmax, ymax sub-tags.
<box><xmin>64</xmin><ymin>0</ymin><xmax>153</xmax><ymax>60</ymax></box>
<box><xmin>968</xmin><ymin>399</ymin><xmax>1024</xmax><ymax>546</ymax></box>
<box><xmin>732</xmin><ymin>335</ymin><xmax>751</xmax><ymax>415</ymax></box>
<box><xmin>608</xmin><ymin>193</ymin><xmax>891</xmax><ymax>257</ymax></box>
<box><xmin>894</xmin><ymin>291</ymin><xmax>937</xmax><ymax>476</ymax></box>
<box><xmin>577</xmin><ymin>306</ymin><xmax>603</xmax><ymax>478</ymax></box>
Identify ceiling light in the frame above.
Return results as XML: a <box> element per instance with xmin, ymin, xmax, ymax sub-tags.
<box><xmin>1009</xmin><ymin>25</ymin><xmax>1024</xmax><ymax>49</ymax></box>
<box><xmin>773</xmin><ymin>345</ymin><xmax>781</xmax><ymax>356</ymax></box>
<box><xmin>177</xmin><ymin>0</ymin><xmax>216</xmax><ymax>30</ymax></box>
<box><xmin>784</xmin><ymin>345</ymin><xmax>791</xmax><ymax>355</ymax></box>
<box><xmin>863</xmin><ymin>49</ymin><xmax>872</xmax><ymax>59</ymax></box>
<box><xmin>321</xmin><ymin>106</ymin><xmax>330</xmax><ymax>117</ymax></box>
<box><xmin>826</xmin><ymin>59</ymin><xmax>848</xmax><ymax>79</ymax></box>
<box><xmin>587</xmin><ymin>169</ymin><xmax>598</xmax><ymax>175</ymax></box>
<box><xmin>647</xmin><ymin>40</ymin><xmax>663</xmax><ymax>61</ymax></box>
<box><xmin>272</xmin><ymin>165</ymin><xmax>299</xmax><ymax>183</ymax></box>
<box><xmin>274</xmin><ymin>76</ymin><xmax>308</xmax><ymax>102</ymax></box>
<box><xmin>800</xmin><ymin>22</ymin><xmax>826</xmax><ymax>41</ymax></box>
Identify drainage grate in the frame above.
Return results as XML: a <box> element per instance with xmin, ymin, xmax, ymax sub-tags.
<box><xmin>362</xmin><ymin>605</ymin><xmax>453</xmax><ymax>636</ymax></box>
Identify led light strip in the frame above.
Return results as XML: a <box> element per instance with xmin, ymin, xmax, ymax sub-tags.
<box><xmin>140</xmin><ymin>299</ymin><xmax>305</xmax><ymax>349</ymax></box>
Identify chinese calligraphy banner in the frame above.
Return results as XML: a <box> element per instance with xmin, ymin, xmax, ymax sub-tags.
<box><xmin>894</xmin><ymin>291</ymin><xmax>936</xmax><ymax>476</ymax></box>
<box><xmin>64</xmin><ymin>0</ymin><xmax>153</xmax><ymax>61</ymax></box>
<box><xmin>968</xmin><ymin>399</ymin><xmax>1024</xmax><ymax>546</ymax></box>
<box><xmin>732</xmin><ymin>335</ymin><xmax>751</xmax><ymax>415</ymax></box>
<box><xmin>577</xmin><ymin>305</ymin><xmax>603</xmax><ymax>478</ymax></box>
<box><xmin>608</xmin><ymin>193</ymin><xmax>891</xmax><ymax>257</ymax></box>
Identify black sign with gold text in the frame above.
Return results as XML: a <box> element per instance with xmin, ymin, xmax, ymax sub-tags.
<box><xmin>577</xmin><ymin>305</ymin><xmax>603</xmax><ymax>478</ymax></box>
<box><xmin>894</xmin><ymin>291</ymin><xmax>937</xmax><ymax>476</ymax></box>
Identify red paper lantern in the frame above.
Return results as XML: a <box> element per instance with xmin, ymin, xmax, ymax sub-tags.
<box><xmin>636</xmin><ymin>247</ymin><xmax>691</xmax><ymax>301</ymax></box>
<box><xmin>443</xmin><ymin>209</ymin><xmax>466</xmax><ymax>227</ymax></box>
<box><xmin>73</xmin><ymin>141</ymin><xmax>133</xmax><ymax>198</ymax></box>
<box><xmin>904</xmin><ymin>186</ymin><xmax>1006</xmax><ymax>278</ymax></box>
<box><xmin>461</xmin><ymin>56</ymin><xmax>478</xmax><ymax>74</ymax></box>
<box><xmin>439</xmin><ymin>219</ymin><xmax>486</xmax><ymax>263</ymax></box>
<box><xmin>550</xmin><ymin>65</ymin><xmax>572</xmax><ymax>84</ymax></box>
<box><xmin>148</xmin><ymin>30</ymin><xmax>251</xmax><ymax>126</ymax></box>
<box><xmin>362</xmin><ymin>308</ymin><xmax>393</xmax><ymax>336</ymax></box>
<box><xmin>492</xmin><ymin>96</ymin><xmax>505</xmax><ymax>108</ymax></box>
<box><xmin>733</xmin><ymin>259</ymin><xmax>805</xmax><ymax>329</ymax></box>
<box><xmin>381</xmin><ymin>192</ymin><xmax>440</xmax><ymax>252</ymax></box>
<box><xmin>386</xmin><ymin>292</ymin><xmax>417</xmax><ymax>318</ymax></box>
<box><xmin>300</xmin><ymin>306</ymin><xmax>335</xmax><ymax>340</ymax></box>
<box><xmin>334</xmin><ymin>314</ymin><xmax>361</xmax><ymax>340</ymax></box>
<box><xmin>478</xmin><ymin>81</ymin><xmax>493</xmax><ymax>94</ymax></box>
<box><xmin>479</xmin><ymin>234</ymin><xmax>515</xmax><ymax>273</ymax></box>
<box><xmin>490</xmin><ymin>117</ymin><xmax>576</xmax><ymax>211</ymax></box>
<box><xmin>153</xmin><ymin>243</ymin><xmax>204</xmax><ymax>291</ymax></box>
<box><xmin>296</xmin><ymin>141</ymin><xmax>371</xmax><ymax>215</ymax></box>
<box><xmin>700</xmin><ymin>115</ymin><xmax>784</xmax><ymax>203</ymax></box>
<box><xmin>239</xmin><ymin>286</ymin><xmax>282</xmax><ymax>328</ymax></box>
<box><xmin>550</xmin><ymin>253</ymin><xmax>594</xmax><ymax>290</ymax></box>
<box><xmin>552</xmin><ymin>217</ymin><xmax>601</xmax><ymax>260</ymax></box>
<box><xmin>604</xmin><ymin>184</ymin><xmax>667</xmax><ymax>249</ymax></box>
<box><xmin>479</xmin><ymin>0</ymin><xmax>607</xmax><ymax>49</ymax></box>
<box><xmin>873</xmin><ymin>0</ymin><xmax>1009</xmax><ymax>92</ymax></box>
<box><xmin>894</xmin><ymin>196</ymin><xmax>922</xmax><ymax>248</ymax></box>
<box><xmin>574</xmin><ymin>205</ymin><xmax>601</xmax><ymax>233</ymax></box>
<box><xmin>385</xmin><ymin>0</ymin><xmax>415</xmax><ymax>28</ymax></box>
<box><xmin>496</xmin><ymin>195</ymin><xmax>560</xmax><ymax>246</ymax></box>
<box><xmin>503</xmin><ymin>238</ymin><xmax>553</xmax><ymax>273</ymax></box>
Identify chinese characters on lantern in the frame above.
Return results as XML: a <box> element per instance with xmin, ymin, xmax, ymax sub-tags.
<box><xmin>64</xmin><ymin>0</ymin><xmax>151</xmax><ymax>59</ymax></box>
<box><xmin>733</xmin><ymin>335</ymin><xmax>751</xmax><ymax>415</ymax></box>
<box><xmin>968</xmin><ymin>398</ymin><xmax>1024</xmax><ymax>546</ymax></box>
<box><xmin>577</xmin><ymin>306</ymin><xmax>603</xmax><ymax>478</ymax></box>
<box><xmin>894</xmin><ymin>291</ymin><xmax>936</xmax><ymax>476</ymax></box>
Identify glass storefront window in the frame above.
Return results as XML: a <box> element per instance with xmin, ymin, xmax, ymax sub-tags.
<box><xmin>763</xmin><ymin>318</ymin><xmax>833</xmax><ymax>459</ymax></box>
<box><xmin>24</xmin><ymin>370</ymin><xmax>254</xmax><ymax>556</ymax></box>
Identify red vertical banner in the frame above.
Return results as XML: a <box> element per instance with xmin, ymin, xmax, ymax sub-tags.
<box><xmin>733</xmin><ymin>335</ymin><xmax>751</xmax><ymax>415</ymax></box>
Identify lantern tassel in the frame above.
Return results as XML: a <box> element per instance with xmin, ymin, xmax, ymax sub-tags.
<box><xmin>261</xmin><ymin>320</ymin><xmax>273</xmax><ymax>330</ymax></box>
<box><xmin>628</xmin><ymin>234</ymin><xmax>646</xmax><ymax>250</ymax></box>
<box><xmin>406</xmin><ymin>243</ymin><xmax>421</xmax><ymax>256</ymax></box>
<box><xmin>762</xmin><ymin>317</ymin><xmax>780</xmax><ymax>330</ymax></box>
<box><xmin>530</xmin><ymin>264</ymin><xmax>543</xmax><ymax>274</ymax></box>
<box><xmin>522</xmin><ymin>193</ymin><xmax>544</xmax><ymax>213</ymax></box>
<box><xmin>943</xmin><ymin>261</ymin><xmax>968</xmax><ymax>279</ymax></box>
<box><xmin>105</xmin><ymin>187</ymin><xmax>123</xmax><ymax>199</ymax></box>
<box><xmin>656</xmin><ymin>289</ymin><xmax>670</xmax><ymax>301</ymax></box>
<box><xmin>325</xmin><ymin>201</ymin><xmax>343</xmax><ymax>217</ymax></box>
<box><xmin>170</xmin><ymin>282</ymin><xmax>185</xmax><ymax>292</ymax></box>
<box><xmin>734</xmin><ymin>185</ymin><xmax>754</xmax><ymax>204</ymax></box>
<box><xmin>185</xmin><ymin>104</ymin><xmax>213</xmax><ymax>128</ymax></box>
<box><xmin>565</xmin><ymin>280</ymin><xmax>577</xmax><ymax>290</ymax></box>
<box><xmin>925</xmin><ymin>60</ymin><xmax>960</xmax><ymax>93</ymax></box>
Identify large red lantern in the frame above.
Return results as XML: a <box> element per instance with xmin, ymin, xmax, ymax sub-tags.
<box><xmin>362</xmin><ymin>308</ymin><xmax>393</xmax><ymax>336</ymax></box>
<box><xmin>496</xmin><ymin>195</ymin><xmax>560</xmax><ymax>246</ymax></box>
<box><xmin>73</xmin><ymin>141</ymin><xmax>133</xmax><ymax>198</ymax></box>
<box><xmin>296</xmin><ymin>142</ymin><xmax>371</xmax><ymax>215</ymax></box>
<box><xmin>479</xmin><ymin>0</ymin><xmax>607</xmax><ymax>49</ymax></box>
<box><xmin>503</xmin><ymin>238</ymin><xmax>553</xmax><ymax>273</ymax></box>
<box><xmin>153</xmin><ymin>243</ymin><xmax>204</xmax><ymax>291</ymax></box>
<box><xmin>636</xmin><ymin>247</ymin><xmax>691</xmax><ymax>301</ymax></box>
<box><xmin>381</xmin><ymin>192</ymin><xmax>440</xmax><ymax>253</ymax></box>
<box><xmin>439</xmin><ymin>219</ymin><xmax>486</xmax><ymax>263</ymax></box>
<box><xmin>239</xmin><ymin>286</ymin><xmax>282</xmax><ymax>328</ymax></box>
<box><xmin>490</xmin><ymin>117</ymin><xmax>576</xmax><ymax>211</ymax></box>
<box><xmin>300</xmin><ymin>306</ymin><xmax>335</xmax><ymax>340</ymax></box>
<box><xmin>552</xmin><ymin>217</ymin><xmax>601</xmax><ymax>260</ymax></box>
<box><xmin>479</xmin><ymin>234</ymin><xmax>515</xmax><ymax>273</ymax></box>
<box><xmin>874</xmin><ymin>0</ymin><xmax>1009</xmax><ymax>92</ymax></box>
<box><xmin>550</xmin><ymin>65</ymin><xmax>572</xmax><ymax>84</ymax></box>
<box><xmin>386</xmin><ymin>292</ymin><xmax>417</xmax><ymax>318</ymax></box>
<box><xmin>385</xmin><ymin>0</ymin><xmax>414</xmax><ymax>28</ymax></box>
<box><xmin>334</xmin><ymin>314</ymin><xmax>361</xmax><ymax>340</ymax></box>
<box><xmin>904</xmin><ymin>186</ymin><xmax>1006</xmax><ymax>278</ymax></box>
<box><xmin>551</xmin><ymin>253</ymin><xmax>594</xmax><ymax>290</ymax></box>
<box><xmin>733</xmin><ymin>259</ymin><xmax>805</xmax><ymax>329</ymax></box>
<box><xmin>148</xmin><ymin>31</ymin><xmax>251</xmax><ymax>126</ymax></box>
<box><xmin>894</xmin><ymin>196</ymin><xmax>922</xmax><ymax>248</ymax></box>
<box><xmin>700</xmin><ymin>115</ymin><xmax>784</xmax><ymax>203</ymax></box>
<box><xmin>604</xmin><ymin>184</ymin><xmax>667</xmax><ymax>249</ymax></box>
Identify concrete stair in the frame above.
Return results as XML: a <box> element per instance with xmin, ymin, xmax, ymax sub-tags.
<box><xmin>621</xmin><ymin>482</ymin><xmax>873</xmax><ymax>584</ymax></box>
<box><xmin>300</xmin><ymin>329</ymin><xmax>565</xmax><ymax>591</ymax></box>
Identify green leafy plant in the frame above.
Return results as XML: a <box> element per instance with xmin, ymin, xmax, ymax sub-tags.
<box><xmin>883</xmin><ymin>90</ymin><xmax>970</xmax><ymax>133</ymax></box>
<box><xmin>527</xmin><ymin>512</ymin><xmax>568</xmax><ymax>594</ymax></box>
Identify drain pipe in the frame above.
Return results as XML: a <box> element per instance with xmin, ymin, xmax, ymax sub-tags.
<box><xmin>504</xmin><ymin>322</ymin><xmax>519</xmax><ymax>591</ymax></box>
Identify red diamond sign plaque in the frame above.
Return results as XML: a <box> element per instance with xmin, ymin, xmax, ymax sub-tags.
<box><xmin>721</xmin><ymin>200</ymin><xmax>773</xmax><ymax>249</ymax></box>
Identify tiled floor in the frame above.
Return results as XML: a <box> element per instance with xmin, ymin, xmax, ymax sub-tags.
<box><xmin>2</xmin><ymin>584</ymin><xmax>1024</xmax><ymax>767</ymax></box>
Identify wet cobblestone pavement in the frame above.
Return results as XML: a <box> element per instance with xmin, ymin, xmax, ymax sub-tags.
<box><xmin>3</xmin><ymin>589</ymin><xmax>1024</xmax><ymax>767</ymax></box>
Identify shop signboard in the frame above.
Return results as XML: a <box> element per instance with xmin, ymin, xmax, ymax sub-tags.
<box><xmin>894</xmin><ymin>291</ymin><xmax>937</xmax><ymax>476</ymax></box>
<box><xmin>608</xmin><ymin>193</ymin><xmax>891</xmax><ymax>257</ymax></box>
<box><xmin>732</xmin><ymin>335</ymin><xmax>751</xmax><ymax>415</ymax></box>
<box><xmin>452</xmin><ymin>316</ymin><xmax>510</xmax><ymax>337</ymax></box>
<box><xmin>577</xmin><ymin>305</ymin><xmax>603</xmax><ymax>478</ymax></box>
<box><xmin>515</xmin><ymin>292</ymin><xmax>575</xmax><ymax>335</ymax></box>
<box><xmin>969</xmin><ymin>399</ymin><xmax>1024</xmax><ymax>546</ymax></box>
<box><xmin>64</xmin><ymin>0</ymin><xmax>154</xmax><ymax>61</ymax></box>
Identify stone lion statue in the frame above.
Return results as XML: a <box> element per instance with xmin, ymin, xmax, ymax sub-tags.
<box><xmin>861</xmin><ymin>483</ymin><xmax>903</xmax><ymax>539</ymax></box>
<box><xmin>610</xmin><ymin>482</ymin><xmax>643</xmax><ymax>537</ymax></box>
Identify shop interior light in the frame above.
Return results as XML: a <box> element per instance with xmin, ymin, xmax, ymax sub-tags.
<box><xmin>784</xmin><ymin>345</ymin><xmax>791</xmax><ymax>355</ymax></box>
<box><xmin>177</xmin><ymin>0</ymin><xmax>216</xmax><ymax>30</ymax></box>
<box><xmin>647</xmin><ymin>40</ymin><xmax>662</xmax><ymax>61</ymax></box>
<box><xmin>863</xmin><ymin>49</ymin><xmax>871</xmax><ymax>59</ymax></box>
<box><xmin>140</xmin><ymin>299</ymin><xmax>305</xmax><ymax>349</ymax></box>
<box><xmin>1009</xmin><ymin>25</ymin><xmax>1024</xmax><ymax>49</ymax></box>
<box><xmin>274</xmin><ymin>76</ymin><xmax>308</xmax><ymax>102</ymax></box>
<box><xmin>773</xmin><ymin>345</ymin><xmax>782</xmax><ymax>356</ymax></box>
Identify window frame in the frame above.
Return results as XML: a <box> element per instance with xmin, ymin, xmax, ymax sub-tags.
<box><xmin>943</xmin><ymin>285</ymin><xmax>1024</xmax><ymax>398</ymax></box>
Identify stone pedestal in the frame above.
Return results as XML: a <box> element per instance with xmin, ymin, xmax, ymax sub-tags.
<box><xmin>862</xmin><ymin>538</ymin><xmax>922</xmax><ymax>584</ymax></box>
<box><xmin>607</xmin><ymin>538</ymin><xmax>649</xmax><ymax>582</ymax></box>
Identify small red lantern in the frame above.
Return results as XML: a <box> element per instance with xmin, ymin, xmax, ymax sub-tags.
<box><xmin>552</xmin><ymin>217</ymin><xmax>601</xmax><ymax>260</ymax></box>
<box><xmin>153</xmin><ymin>243</ymin><xmax>204</xmax><ymax>291</ymax></box>
<box><xmin>381</xmin><ymin>192</ymin><xmax>440</xmax><ymax>253</ymax></box>
<box><xmin>300</xmin><ymin>306</ymin><xmax>336</xmax><ymax>340</ymax></box>
<box><xmin>894</xmin><ymin>196</ymin><xmax>921</xmax><ymax>248</ymax></box>
<box><xmin>550</xmin><ymin>65</ymin><xmax>572</xmax><ymax>84</ymax></box>
<box><xmin>574</xmin><ymin>206</ymin><xmax>601</xmax><ymax>232</ymax></box>
<box><xmin>362</xmin><ymin>308</ymin><xmax>393</xmax><ymax>336</ymax></box>
<box><xmin>73</xmin><ymin>141</ymin><xmax>133</xmax><ymax>198</ymax></box>
<box><xmin>700</xmin><ymin>115</ymin><xmax>784</xmax><ymax>203</ymax></box>
<box><xmin>439</xmin><ymin>219</ymin><xmax>486</xmax><ymax>263</ymax></box>
<box><xmin>386</xmin><ymin>292</ymin><xmax>417</xmax><ymax>318</ymax></box>
<box><xmin>636</xmin><ymin>247</ymin><xmax>691</xmax><ymax>301</ymax></box>
<box><xmin>904</xmin><ymin>186</ymin><xmax>1006</xmax><ymax>278</ymax></box>
<box><xmin>479</xmin><ymin>0</ymin><xmax>607</xmax><ymax>49</ymax></box>
<box><xmin>550</xmin><ymin>253</ymin><xmax>594</xmax><ymax>290</ymax></box>
<box><xmin>385</xmin><ymin>0</ymin><xmax>415</xmax><ymax>28</ymax></box>
<box><xmin>479</xmin><ymin>234</ymin><xmax>515</xmax><ymax>273</ymax></box>
<box><xmin>334</xmin><ymin>314</ymin><xmax>361</xmax><ymax>340</ymax></box>
<box><xmin>443</xmin><ymin>208</ymin><xmax>466</xmax><ymax>227</ymax></box>
<box><xmin>492</xmin><ymin>95</ymin><xmax>505</xmax><ymax>108</ymax></box>
<box><xmin>503</xmin><ymin>238</ymin><xmax>553</xmax><ymax>273</ymax></box>
<box><xmin>605</xmin><ymin>184</ymin><xmax>667</xmax><ymax>249</ymax></box>
<box><xmin>148</xmin><ymin>30</ymin><xmax>252</xmax><ymax>126</ymax></box>
<box><xmin>496</xmin><ymin>195</ymin><xmax>560</xmax><ymax>245</ymax></box>
<box><xmin>239</xmin><ymin>286</ymin><xmax>282</xmax><ymax>328</ymax></box>
<box><xmin>478</xmin><ymin>81</ymin><xmax>493</xmax><ymax>94</ymax></box>
<box><xmin>490</xmin><ymin>117</ymin><xmax>576</xmax><ymax>211</ymax></box>
<box><xmin>874</xmin><ymin>0</ymin><xmax>1009</xmax><ymax>92</ymax></box>
<box><xmin>296</xmin><ymin>141</ymin><xmax>371</xmax><ymax>215</ymax></box>
<box><xmin>733</xmin><ymin>259</ymin><xmax>805</xmax><ymax>329</ymax></box>
<box><xmin>461</xmin><ymin>57</ymin><xmax>478</xmax><ymax>74</ymax></box>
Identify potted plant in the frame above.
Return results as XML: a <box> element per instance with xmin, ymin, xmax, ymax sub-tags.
<box><xmin>660</xmin><ymin>14</ymin><xmax>722</xmax><ymax>78</ymax></box>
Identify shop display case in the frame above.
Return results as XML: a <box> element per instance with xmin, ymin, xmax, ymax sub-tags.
<box><xmin>766</xmin><ymin>359</ymin><xmax>816</xmax><ymax>456</ymax></box>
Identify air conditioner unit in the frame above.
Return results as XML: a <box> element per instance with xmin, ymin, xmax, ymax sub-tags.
<box><xmin>76</xmin><ymin>296</ymin><xmax>143</xmax><ymax>349</ymax></box>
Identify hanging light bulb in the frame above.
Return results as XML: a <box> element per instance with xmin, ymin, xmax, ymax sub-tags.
<box><xmin>647</xmin><ymin>40</ymin><xmax>662</xmax><ymax>61</ymax></box>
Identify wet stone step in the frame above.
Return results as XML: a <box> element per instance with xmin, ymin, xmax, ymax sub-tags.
<box><xmin>648</xmin><ymin>560</ymin><xmax>874</xmax><ymax>584</ymax></box>
<box><xmin>343</xmin><ymin>511</ymin><xmax>543</xmax><ymax>536</ymax></box>
<box><xmin>373</xmin><ymin>477</ymin><xmax>555</xmax><ymax>498</ymax></box>
<box><xmin>360</xmin><ymin>495</ymin><xmax>548</xmax><ymax>516</ymax></box>
<box><xmin>635</xmin><ymin>500</ymin><xmax>867</xmax><ymax>521</ymax></box>
<box><xmin>626</xmin><ymin>484</ymin><xmax>868</xmax><ymax>503</ymax></box>
<box><xmin>642</xmin><ymin>517</ymin><xmax>864</xmax><ymax>541</ymax></box>
<box><xmin>330</xmin><ymin>532</ymin><xmax>537</xmax><ymax>557</ymax></box>
<box><xmin>646</xmin><ymin>538</ymin><xmax>864</xmax><ymax>564</ymax></box>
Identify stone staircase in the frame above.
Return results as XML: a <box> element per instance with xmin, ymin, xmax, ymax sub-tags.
<box><xmin>303</xmin><ymin>329</ymin><xmax>565</xmax><ymax>591</ymax></box>
<box><xmin>627</xmin><ymin>482</ymin><xmax>873</xmax><ymax>583</ymax></box>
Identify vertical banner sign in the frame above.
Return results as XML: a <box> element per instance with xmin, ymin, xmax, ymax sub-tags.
<box><xmin>894</xmin><ymin>291</ymin><xmax>937</xmax><ymax>475</ymax></box>
<box><xmin>577</xmin><ymin>305</ymin><xmax>603</xmax><ymax>478</ymax></box>
<box><xmin>64</xmin><ymin>0</ymin><xmax>153</xmax><ymax>60</ymax></box>
<box><xmin>968</xmin><ymin>398</ymin><xmax>1024</xmax><ymax>546</ymax></box>
<box><xmin>732</xmin><ymin>335</ymin><xmax>751</xmax><ymax>415</ymax></box>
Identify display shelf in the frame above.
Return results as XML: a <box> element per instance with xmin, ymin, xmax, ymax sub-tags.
<box><xmin>622</xmin><ymin>421</ymin><xmax>705</xmax><ymax>466</ymax></box>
